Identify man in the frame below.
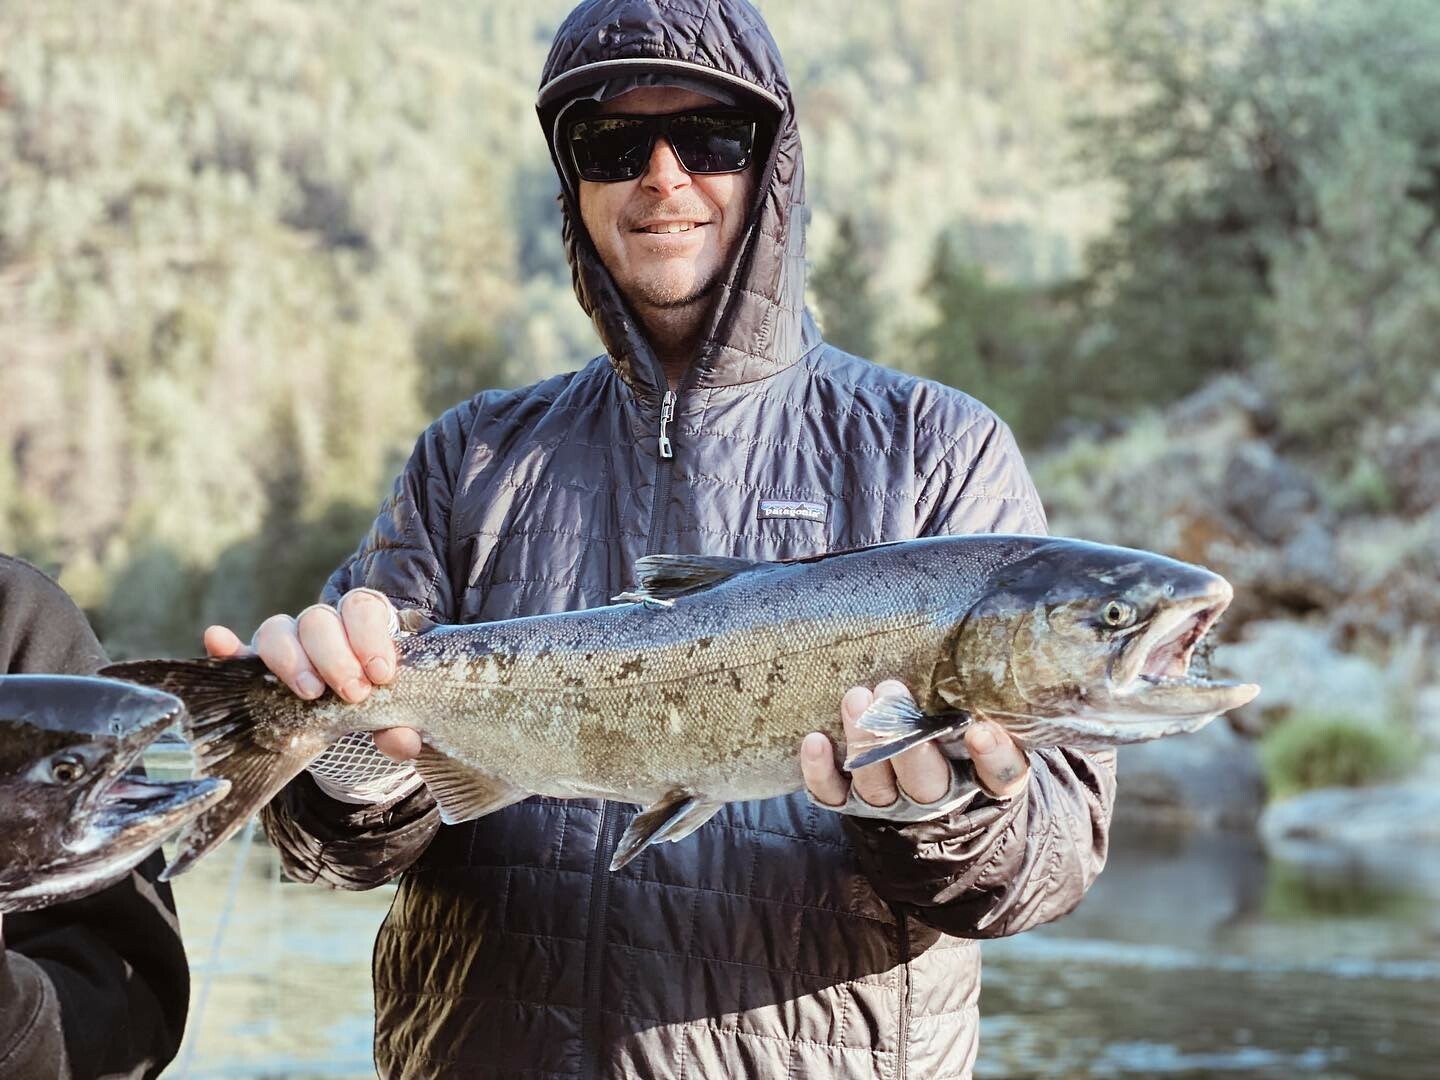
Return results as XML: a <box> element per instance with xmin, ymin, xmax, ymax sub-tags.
<box><xmin>0</xmin><ymin>555</ymin><xmax>191</xmax><ymax>1080</ymax></box>
<box><xmin>205</xmin><ymin>1</ymin><xmax>1116</xmax><ymax>1075</ymax></box>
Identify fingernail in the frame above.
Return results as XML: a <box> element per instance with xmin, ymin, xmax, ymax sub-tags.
<box><xmin>366</xmin><ymin>658</ymin><xmax>392</xmax><ymax>683</ymax></box>
<box><xmin>296</xmin><ymin>673</ymin><xmax>324</xmax><ymax>699</ymax></box>
<box><xmin>340</xmin><ymin>679</ymin><xmax>369</xmax><ymax>704</ymax></box>
<box><xmin>971</xmin><ymin>724</ymin><xmax>998</xmax><ymax>754</ymax></box>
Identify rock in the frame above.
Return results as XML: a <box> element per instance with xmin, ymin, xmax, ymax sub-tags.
<box><xmin>1373</xmin><ymin>408</ymin><xmax>1440</xmax><ymax>516</ymax></box>
<box><xmin>1112</xmin><ymin>720</ymin><xmax>1265</xmax><ymax>829</ymax></box>
<box><xmin>1212</xmin><ymin>619</ymin><xmax>1394</xmax><ymax>734</ymax></box>
<box><xmin>1260</xmin><ymin>783</ymin><xmax>1440</xmax><ymax>847</ymax></box>
<box><xmin>1220</xmin><ymin>442</ymin><xmax>1320</xmax><ymax>544</ymax></box>
<box><xmin>1166</xmin><ymin>374</ymin><xmax>1275</xmax><ymax>440</ymax></box>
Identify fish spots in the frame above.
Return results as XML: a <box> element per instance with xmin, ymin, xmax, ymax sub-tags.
<box><xmin>617</xmin><ymin>657</ymin><xmax>646</xmax><ymax>680</ymax></box>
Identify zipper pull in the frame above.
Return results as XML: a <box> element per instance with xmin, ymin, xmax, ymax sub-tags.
<box><xmin>658</xmin><ymin>390</ymin><xmax>676</xmax><ymax>459</ymax></box>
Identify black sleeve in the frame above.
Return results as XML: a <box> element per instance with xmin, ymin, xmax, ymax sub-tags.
<box><xmin>0</xmin><ymin>555</ymin><xmax>190</xmax><ymax>1079</ymax></box>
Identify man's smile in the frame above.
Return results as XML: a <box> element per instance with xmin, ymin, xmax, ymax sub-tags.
<box><xmin>631</xmin><ymin>218</ymin><xmax>712</xmax><ymax>234</ymax></box>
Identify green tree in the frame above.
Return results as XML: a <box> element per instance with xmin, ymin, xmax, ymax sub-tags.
<box><xmin>911</xmin><ymin>234</ymin><xmax>1073</xmax><ymax>447</ymax></box>
<box><xmin>1266</xmin><ymin>118</ymin><xmax>1440</xmax><ymax>452</ymax></box>
<box><xmin>811</xmin><ymin>215</ymin><xmax>880</xmax><ymax>359</ymax></box>
<box><xmin>1074</xmin><ymin>0</ymin><xmax>1440</xmax><ymax>414</ymax></box>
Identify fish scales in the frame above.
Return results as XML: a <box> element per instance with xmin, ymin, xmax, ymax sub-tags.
<box><xmin>101</xmin><ymin>535</ymin><xmax>1259</xmax><ymax>876</ymax></box>
<box><xmin>320</xmin><ymin>541</ymin><xmax>987</xmax><ymax>802</ymax></box>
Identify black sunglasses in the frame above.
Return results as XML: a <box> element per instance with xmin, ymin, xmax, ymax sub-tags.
<box><xmin>566</xmin><ymin>110</ymin><xmax>759</xmax><ymax>183</ymax></box>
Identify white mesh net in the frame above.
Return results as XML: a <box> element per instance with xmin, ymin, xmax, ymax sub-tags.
<box><xmin>308</xmin><ymin>730</ymin><xmax>413</xmax><ymax>784</ymax></box>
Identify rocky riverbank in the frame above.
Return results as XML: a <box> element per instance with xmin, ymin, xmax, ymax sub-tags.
<box><xmin>1032</xmin><ymin>375</ymin><xmax>1439</xmax><ymax>847</ymax></box>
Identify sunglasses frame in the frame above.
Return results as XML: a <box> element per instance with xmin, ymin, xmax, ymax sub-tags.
<box><xmin>566</xmin><ymin>109</ymin><xmax>760</xmax><ymax>183</ymax></box>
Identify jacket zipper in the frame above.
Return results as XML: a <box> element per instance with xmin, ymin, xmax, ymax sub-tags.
<box><xmin>581</xmin><ymin>385</ymin><xmax>679</xmax><ymax>1075</ymax></box>
<box><xmin>581</xmin><ymin>805</ymin><xmax>619</xmax><ymax>1080</ymax></box>
<box><xmin>895</xmin><ymin>911</ymin><xmax>911</xmax><ymax>1079</ymax></box>
<box><xmin>657</xmin><ymin>389</ymin><xmax>676</xmax><ymax>459</ymax></box>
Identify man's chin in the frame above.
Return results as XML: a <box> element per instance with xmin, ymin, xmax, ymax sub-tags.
<box><xmin>628</xmin><ymin>275</ymin><xmax>718</xmax><ymax>312</ymax></box>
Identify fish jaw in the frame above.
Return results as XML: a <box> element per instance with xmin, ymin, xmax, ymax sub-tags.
<box><xmin>74</xmin><ymin>774</ymin><xmax>232</xmax><ymax>853</ymax></box>
<box><xmin>1108</xmin><ymin>577</ymin><xmax>1258</xmax><ymax>716</ymax></box>
<box><xmin>1067</xmin><ymin>579</ymin><xmax>1258</xmax><ymax>741</ymax></box>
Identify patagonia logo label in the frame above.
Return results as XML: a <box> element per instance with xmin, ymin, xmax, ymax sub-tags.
<box><xmin>758</xmin><ymin>499</ymin><xmax>827</xmax><ymax>523</ymax></box>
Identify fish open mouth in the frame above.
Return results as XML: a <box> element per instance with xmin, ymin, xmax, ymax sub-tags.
<box><xmin>92</xmin><ymin>775</ymin><xmax>230</xmax><ymax>831</ymax></box>
<box><xmin>1112</xmin><ymin>590</ymin><xmax>1259</xmax><ymax>717</ymax></box>
<box><xmin>67</xmin><ymin>717</ymin><xmax>231</xmax><ymax>850</ymax></box>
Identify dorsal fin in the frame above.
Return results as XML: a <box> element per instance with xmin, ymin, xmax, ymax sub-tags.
<box><xmin>615</xmin><ymin>554</ymin><xmax>762</xmax><ymax>604</ymax></box>
<box><xmin>396</xmin><ymin>609</ymin><xmax>441</xmax><ymax>636</ymax></box>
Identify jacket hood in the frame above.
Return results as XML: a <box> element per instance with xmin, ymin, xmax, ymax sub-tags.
<box><xmin>537</xmin><ymin>0</ymin><xmax>813</xmax><ymax>397</ymax></box>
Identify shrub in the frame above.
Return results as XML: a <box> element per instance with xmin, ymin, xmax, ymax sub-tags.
<box><xmin>1261</xmin><ymin>710</ymin><xmax>1414</xmax><ymax>800</ymax></box>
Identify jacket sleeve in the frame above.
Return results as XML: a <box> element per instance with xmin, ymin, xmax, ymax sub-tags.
<box><xmin>0</xmin><ymin>556</ymin><xmax>190</xmax><ymax>1080</ymax></box>
<box><xmin>844</xmin><ymin>405</ymin><xmax>1118</xmax><ymax>937</ymax></box>
<box><xmin>258</xmin><ymin>403</ymin><xmax>479</xmax><ymax>889</ymax></box>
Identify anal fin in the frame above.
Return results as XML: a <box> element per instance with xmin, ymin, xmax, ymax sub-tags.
<box><xmin>844</xmin><ymin>692</ymin><xmax>971</xmax><ymax>771</ymax></box>
<box><xmin>411</xmin><ymin>745</ymin><xmax>526</xmax><ymax>824</ymax></box>
<box><xmin>610</xmin><ymin>789</ymin><xmax>722</xmax><ymax>871</ymax></box>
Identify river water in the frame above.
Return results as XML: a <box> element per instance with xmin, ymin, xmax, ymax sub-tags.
<box><xmin>161</xmin><ymin>821</ymin><xmax>1440</xmax><ymax>1078</ymax></box>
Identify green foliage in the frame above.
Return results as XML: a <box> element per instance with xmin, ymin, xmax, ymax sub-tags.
<box><xmin>1265</xmin><ymin>118</ymin><xmax>1440</xmax><ymax>450</ymax></box>
<box><xmin>911</xmin><ymin>236</ymin><xmax>1076</xmax><ymax>445</ymax></box>
<box><xmin>810</xmin><ymin>216</ymin><xmax>879</xmax><ymax>359</ymax></box>
<box><xmin>415</xmin><ymin>312</ymin><xmax>513</xmax><ymax>419</ymax></box>
<box><xmin>1074</xmin><ymin>0</ymin><xmax>1440</xmax><ymax>423</ymax></box>
<box><xmin>1261</xmin><ymin>710</ymin><xmax>1415</xmax><ymax>801</ymax></box>
<box><xmin>4</xmin><ymin>0</ymin><xmax>1439</xmax><ymax>657</ymax></box>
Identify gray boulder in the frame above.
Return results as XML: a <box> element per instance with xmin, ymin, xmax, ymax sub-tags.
<box><xmin>1211</xmin><ymin>619</ymin><xmax>1394</xmax><ymax>734</ymax></box>
<box><xmin>1112</xmin><ymin>720</ymin><xmax>1265</xmax><ymax>829</ymax></box>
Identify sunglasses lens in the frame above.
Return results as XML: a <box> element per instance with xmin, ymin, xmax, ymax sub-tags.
<box><xmin>569</xmin><ymin>117</ymin><xmax>652</xmax><ymax>182</ymax></box>
<box><xmin>569</xmin><ymin>113</ymin><xmax>758</xmax><ymax>182</ymax></box>
<box><xmin>668</xmin><ymin>114</ymin><xmax>755</xmax><ymax>174</ymax></box>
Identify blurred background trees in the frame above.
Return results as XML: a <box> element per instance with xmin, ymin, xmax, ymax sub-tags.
<box><xmin>2</xmin><ymin>0</ymin><xmax>1437</xmax><ymax>669</ymax></box>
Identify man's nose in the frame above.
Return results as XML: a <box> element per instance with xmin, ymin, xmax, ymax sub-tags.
<box><xmin>640</xmin><ymin>137</ymin><xmax>692</xmax><ymax>196</ymax></box>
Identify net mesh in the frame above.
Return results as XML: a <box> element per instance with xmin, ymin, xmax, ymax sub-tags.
<box><xmin>307</xmin><ymin>730</ymin><xmax>413</xmax><ymax>784</ymax></box>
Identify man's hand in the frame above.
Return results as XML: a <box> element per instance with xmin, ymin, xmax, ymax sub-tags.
<box><xmin>800</xmin><ymin>680</ymin><xmax>1030</xmax><ymax>809</ymax></box>
<box><xmin>202</xmin><ymin>588</ymin><xmax>422</xmax><ymax>763</ymax></box>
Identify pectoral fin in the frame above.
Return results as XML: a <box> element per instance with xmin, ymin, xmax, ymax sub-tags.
<box><xmin>411</xmin><ymin>746</ymin><xmax>526</xmax><ymax>824</ymax></box>
<box><xmin>610</xmin><ymin>789</ymin><xmax>722</xmax><ymax>871</ymax></box>
<box><xmin>845</xmin><ymin>693</ymin><xmax>971</xmax><ymax>771</ymax></box>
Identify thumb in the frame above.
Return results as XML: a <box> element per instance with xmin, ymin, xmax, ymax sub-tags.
<box><xmin>966</xmin><ymin>720</ymin><xmax>1029</xmax><ymax>798</ymax></box>
<box><xmin>203</xmin><ymin>625</ymin><xmax>252</xmax><ymax>659</ymax></box>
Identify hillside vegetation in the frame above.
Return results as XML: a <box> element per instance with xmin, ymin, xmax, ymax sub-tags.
<box><xmin>2</xmin><ymin>0</ymin><xmax>1436</xmax><ymax>685</ymax></box>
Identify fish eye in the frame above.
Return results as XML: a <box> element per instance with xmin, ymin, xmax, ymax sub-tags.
<box><xmin>1101</xmin><ymin>600</ymin><xmax>1136</xmax><ymax>629</ymax></box>
<box><xmin>51</xmin><ymin>754</ymin><xmax>87</xmax><ymax>784</ymax></box>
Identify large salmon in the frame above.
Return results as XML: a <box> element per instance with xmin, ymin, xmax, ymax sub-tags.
<box><xmin>104</xmin><ymin>535</ymin><xmax>1258</xmax><ymax>878</ymax></box>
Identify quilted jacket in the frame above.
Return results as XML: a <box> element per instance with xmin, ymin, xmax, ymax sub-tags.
<box><xmin>261</xmin><ymin>2</ymin><xmax>1117</xmax><ymax>1077</ymax></box>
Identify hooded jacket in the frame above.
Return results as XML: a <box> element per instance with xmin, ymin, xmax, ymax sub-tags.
<box><xmin>261</xmin><ymin>2</ymin><xmax>1116</xmax><ymax>1077</ymax></box>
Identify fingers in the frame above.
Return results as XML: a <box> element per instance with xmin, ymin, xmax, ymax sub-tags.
<box><xmin>842</xmin><ymin>685</ymin><xmax>900</xmax><ymax>807</ymax></box>
<box><xmin>253</xmin><ymin>612</ymin><xmax>329</xmax><ymax>701</ymax></box>
<box><xmin>801</xmin><ymin>731</ymin><xmax>847</xmax><ymax>806</ymax></box>
<box><xmin>373</xmin><ymin>727</ymin><xmax>423</xmax><ymax>762</ymax></box>
<box><xmin>250</xmin><ymin>589</ymin><xmax>398</xmax><ymax>705</ymax></box>
<box><xmin>203</xmin><ymin>624</ymin><xmax>251</xmax><ymax>659</ymax></box>
<box><xmin>338</xmin><ymin>589</ymin><xmax>397</xmax><ymax>686</ymax></box>
<box><xmin>296</xmin><ymin>606</ymin><xmax>369</xmax><ymax>703</ymax></box>
<box><xmin>967</xmin><ymin>720</ymin><xmax>1030</xmax><ymax>798</ymax></box>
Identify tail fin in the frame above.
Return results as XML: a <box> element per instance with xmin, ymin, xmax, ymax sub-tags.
<box><xmin>101</xmin><ymin>657</ymin><xmax>335</xmax><ymax>878</ymax></box>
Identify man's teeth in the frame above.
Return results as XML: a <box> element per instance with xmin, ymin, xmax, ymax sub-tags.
<box><xmin>644</xmin><ymin>222</ymin><xmax>698</xmax><ymax>233</ymax></box>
